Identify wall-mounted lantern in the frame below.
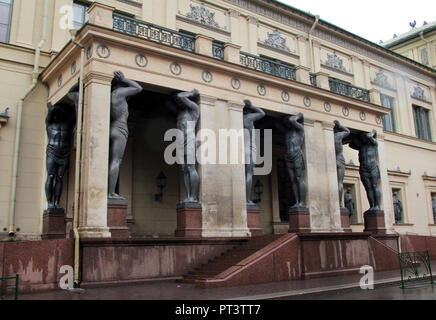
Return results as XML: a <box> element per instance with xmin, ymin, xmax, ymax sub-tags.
<box><xmin>155</xmin><ymin>171</ymin><xmax>167</xmax><ymax>202</ymax></box>
<box><xmin>0</xmin><ymin>107</ymin><xmax>9</xmax><ymax>128</ymax></box>
<box><xmin>253</xmin><ymin>179</ymin><xmax>264</xmax><ymax>204</ymax></box>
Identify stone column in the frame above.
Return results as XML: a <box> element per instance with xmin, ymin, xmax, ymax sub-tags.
<box><xmin>87</xmin><ymin>2</ymin><xmax>115</xmax><ymax>29</ymax></box>
<box><xmin>50</xmin><ymin>0</ymin><xmax>72</xmax><ymax>52</ymax></box>
<box><xmin>195</xmin><ymin>34</ymin><xmax>213</xmax><ymax>57</ymax></box>
<box><xmin>246</xmin><ymin>16</ymin><xmax>259</xmax><ymax>55</ymax></box>
<box><xmin>303</xmin><ymin>119</ymin><xmax>342</xmax><ymax>232</ymax></box>
<box><xmin>14</xmin><ymin>0</ymin><xmax>36</xmax><ymax>48</ymax></box>
<box><xmin>228</xmin><ymin>101</ymin><xmax>250</xmax><ymax>237</ymax></box>
<box><xmin>297</xmin><ymin>35</ymin><xmax>309</xmax><ymax>68</ymax></box>
<box><xmin>228</xmin><ymin>9</ymin><xmax>242</xmax><ymax>47</ymax></box>
<box><xmin>271</xmin><ymin>155</ymin><xmax>283</xmax><ymax>234</ymax></box>
<box><xmin>322</xmin><ymin>122</ymin><xmax>342</xmax><ymax>232</ymax></box>
<box><xmin>394</xmin><ymin>74</ymin><xmax>412</xmax><ymax>135</ymax></box>
<box><xmin>312</xmin><ymin>40</ymin><xmax>322</xmax><ymax>73</ymax></box>
<box><xmin>351</xmin><ymin>56</ymin><xmax>365</xmax><ymax>88</ymax></box>
<box><xmin>362</xmin><ymin>60</ymin><xmax>371</xmax><ymax>89</ymax></box>
<box><xmin>198</xmin><ymin>95</ymin><xmax>223</xmax><ymax>237</ymax></box>
<box><xmin>78</xmin><ymin>72</ymin><xmax>112</xmax><ymax>238</ymax></box>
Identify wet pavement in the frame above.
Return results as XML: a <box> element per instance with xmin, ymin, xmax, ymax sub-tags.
<box><xmin>286</xmin><ymin>283</ymin><xmax>436</xmax><ymax>300</ymax></box>
<box><xmin>16</xmin><ymin>263</ymin><xmax>436</xmax><ymax>300</ymax></box>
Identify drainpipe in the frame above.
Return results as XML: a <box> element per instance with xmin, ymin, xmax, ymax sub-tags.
<box><xmin>70</xmin><ymin>30</ymin><xmax>85</xmax><ymax>288</ymax></box>
<box><xmin>8</xmin><ymin>0</ymin><xmax>49</xmax><ymax>237</ymax></box>
<box><xmin>308</xmin><ymin>15</ymin><xmax>320</xmax><ymax>73</ymax></box>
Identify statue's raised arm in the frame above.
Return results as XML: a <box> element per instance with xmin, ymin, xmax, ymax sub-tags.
<box><xmin>113</xmin><ymin>71</ymin><xmax>143</xmax><ymax>98</ymax></box>
<box><xmin>243</xmin><ymin>100</ymin><xmax>265</xmax><ymax>123</ymax></box>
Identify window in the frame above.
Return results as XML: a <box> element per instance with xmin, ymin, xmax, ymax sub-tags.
<box><xmin>0</xmin><ymin>0</ymin><xmax>13</xmax><ymax>43</ymax></box>
<box><xmin>73</xmin><ymin>1</ymin><xmax>89</xmax><ymax>29</ymax></box>
<box><xmin>380</xmin><ymin>94</ymin><xmax>396</xmax><ymax>132</ymax></box>
<box><xmin>413</xmin><ymin>105</ymin><xmax>432</xmax><ymax>141</ymax></box>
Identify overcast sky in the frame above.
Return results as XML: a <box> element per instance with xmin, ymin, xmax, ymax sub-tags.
<box><xmin>276</xmin><ymin>0</ymin><xmax>436</xmax><ymax>44</ymax></box>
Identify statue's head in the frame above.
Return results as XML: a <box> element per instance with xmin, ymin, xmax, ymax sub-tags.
<box><xmin>346</xmin><ymin>188</ymin><xmax>351</xmax><ymax>193</ymax></box>
<box><xmin>393</xmin><ymin>192</ymin><xmax>398</xmax><ymax>197</ymax></box>
<box><xmin>191</xmin><ymin>89</ymin><xmax>200</xmax><ymax>102</ymax></box>
<box><xmin>52</xmin><ymin>104</ymin><xmax>72</xmax><ymax>122</ymax></box>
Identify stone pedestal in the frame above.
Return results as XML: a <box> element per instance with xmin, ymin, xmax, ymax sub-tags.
<box><xmin>364</xmin><ymin>210</ymin><xmax>386</xmax><ymax>234</ymax></box>
<box><xmin>247</xmin><ymin>204</ymin><xmax>263</xmax><ymax>237</ymax></box>
<box><xmin>175</xmin><ymin>202</ymin><xmax>202</xmax><ymax>238</ymax></box>
<box><xmin>340</xmin><ymin>207</ymin><xmax>352</xmax><ymax>232</ymax></box>
<box><xmin>288</xmin><ymin>206</ymin><xmax>311</xmax><ymax>233</ymax></box>
<box><xmin>42</xmin><ymin>208</ymin><xmax>66</xmax><ymax>240</ymax></box>
<box><xmin>107</xmin><ymin>198</ymin><xmax>130</xmax><ymax>238</ymax></box>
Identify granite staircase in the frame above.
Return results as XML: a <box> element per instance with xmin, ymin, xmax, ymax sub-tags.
<box><xmin>180</xmin><ymin>234</ymin><xmax>299</xmax><ymax>288</ymax></box>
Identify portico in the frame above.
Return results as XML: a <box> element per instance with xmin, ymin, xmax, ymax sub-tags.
<box><xmin>40</xmin><ymin>2</ymin><xmax>392</xmax><ymax>240</ymax></box>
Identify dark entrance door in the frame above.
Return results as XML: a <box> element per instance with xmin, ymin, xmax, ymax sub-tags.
<box><xmin>276</xmin><ymin>159</ymin><xmax>295</xmax><ymax>222</ymax></box>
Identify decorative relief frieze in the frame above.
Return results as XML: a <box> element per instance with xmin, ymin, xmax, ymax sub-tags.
<box><xmin>178</xmin><ymin>1</ymin><xmax>228</xmax><ymax>33</ymax></box>
<box><xmin>411</xmin><ymin>84</ymin><xmax>428</xmax><ymax>102</ymax></box>
<box><xmin>325</xmin><ymin>51</ymin><xmax>347</xmax><ymax>72</ymax></box>
<box><xmin>372</xmin><ymin>69</ymin><xmax>392</xmax><ymax>89</ymax></box>
<box><xmin>258</xmin><ymin>26</ymin><xmax>297</xmax><ymax>57</ymax></box>
<box><xmin>224</xmin><ymin>0</ymin><xmax>434</xmax><ymax>83</ymax></box>
<box><xmin>264</xmin><ymin>30</ymin><xmax>290</xmax><ymax>52</ymax></box>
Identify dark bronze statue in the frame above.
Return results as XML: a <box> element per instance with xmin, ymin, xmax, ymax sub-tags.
<box><xmin>45</xmin><ymin>102</ymin><xmax>74</xmax><ymax>210</ymax></box>
<box><xmin>334</xmin><ymin>120</ymin><xmax>350</xmax><ymax>207</ymax></box>
<box><xmin>108</xmin><ymin>71</ymin><xmax>143</xmax><ymax>199</ymax></box>
<box><xmin>243</xmin><ymin>100</ymin><xmax>265</xmax><ymax>205</ymax></box>
<box><xmin>349</xmin><ymin>130</ymin><xmax>381</xmax><ymax>211</ymax></box>
<box><xmin>344</xmin><ymin>187</ymin><xmax>355</xmax><ymax>217</ymax></box>
<box><xmin>173</xmin><ymin>89</ymin><xmax>200</xmax><ymax>203</ymax></box>
<box><xmin>393</xmin><ymin>192</ymin><xmax>403</xmax><ymax>223</ymax></box>
<box><xmin>276</xmin><ymin>113</ymin><xmax>306</xmax><ymax>208</ymax></box>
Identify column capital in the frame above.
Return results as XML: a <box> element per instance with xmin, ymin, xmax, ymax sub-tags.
<box><xmin>83</xmin><ymin>71</ymin><xmax>113</xmax><ymax>86</ymax></box>
<box><xmin>303</xmin><ymin>118</ymin><xmax>316</xmax><ymax>127</ymax></box>
<box><xmin>362</xmin><ymin>60</ymin><xmax>371</xmax><ymax>68</ymax></box>
<box><xmin>321</xmin><ymin>121</ymin><xmax>335</xmax><ymax>130</ymax></box>
<box><xmin>351</xmin><ymin>55</ymin><xmax>361</xmax><ymax>63</ymax></box>
<box><xmin>312</xmin><ymin>40</ymin><xmax>321</xmax><ymax>48</ymax></box>
<box><xmin>297</xmin><ymin>34</ymin><xmax>307</xmax><ymax>42</ymax></box>
<box><xmin>228</xmin><ymin>9</ymin><xmax>240</xmax><ymax>18</ymax></box>
<box><xmin>199</xmin><ymin>94</ymin><xmax>217</xmax><ymax>107</ymax></box>
<box><xmin>228</xmin><ymin>100</ymin><xmax>244</xmax><ymax>112</ymax></box>
<box><xmin>246</xmin><ymin>16</ymin><xmax>258</xmax><ymax>25</ymax></box>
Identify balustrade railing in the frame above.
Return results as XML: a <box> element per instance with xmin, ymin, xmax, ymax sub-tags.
<box><xmin>240</xmin><ymin>52</ymin><xmax>296</xmax><ymax>81</ymax></box>
<box><xmin>212</xmin><ymin>42</ymin><xmax>224</xmax><ymax>60</ymax></box>
<box><xmin>329</xmin><ymin>77</ymin><xmax>370</xmax><ymax>102</ymax></box>
<box><xmin>113</xmin><ymin>13</ymin><xmax>195</xmax><ymax>52</ymax></box>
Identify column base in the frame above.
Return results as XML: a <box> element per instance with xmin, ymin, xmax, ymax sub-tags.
<box><xmin>364</xmin><ymin>209</ymin><xmax>386</xmax><ymax>235</ymax></box>
<box><xmin>288</xmin><ymin>206</ymin><xmax>311</xmax><ymax>233</ymax></box>
<box><xmin>175</xmin><ymin>202</ymin><xmax>202</xmax><ymax>238</ymax></box>
<box><xmin>247</xmin><ymin>203</ymin><xmax>263</xmax><ymax>237</ymax></box>
<box><xmin>78</xmin><ymin>227</ymin><xmax>112</xmax><ymax>238</ymax></box>
<box><xmin>107</xmin><ymin>197</ymin><xmax>130</xmax><ymax>238</ymax></box>
<box><xmin>42</xmin><ymin>208</ymin><xmax>66</xmax><ymax>240</ymax></box>
<box><xmin>340</xmin><ymin>207</ymin><xmax>352</xmax><ymax>232</ymax></box>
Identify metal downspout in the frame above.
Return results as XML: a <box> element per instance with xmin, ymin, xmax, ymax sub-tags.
<box><xmin>308</xmin><ymin>15</ymin><xmax>320</xmax><ymax>73</ymax></box>
<box><xmin>70</xmin><ymin>31</ymin><xmax>85</xmax><ymax>288</ymax></box>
